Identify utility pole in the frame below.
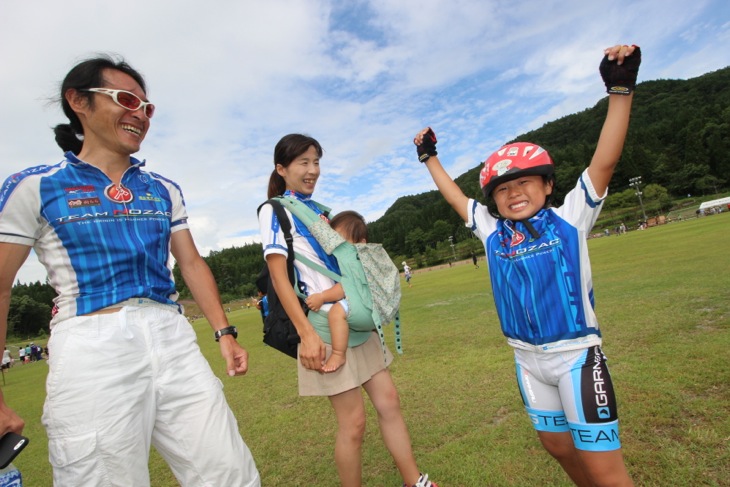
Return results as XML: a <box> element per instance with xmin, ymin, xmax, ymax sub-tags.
<box><xmin>629</xmin><ymin>176</ymin><xmax>648</xmax><ymax>222</ymax></box>
<box><xmin>448</xmin><ymin>236</ymin><xmax>456</xmax><ymax>264</ymax></box>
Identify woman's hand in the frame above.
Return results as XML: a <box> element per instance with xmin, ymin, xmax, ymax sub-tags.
<box><xmin>267</xmin><ymin>253</ymin><xmax>326</xmax><ymax>370</ymax></box>
<box><xmin>298</xmin><ymin>329</ymin><xmax>326</xmax><ymax>371</ymax></box>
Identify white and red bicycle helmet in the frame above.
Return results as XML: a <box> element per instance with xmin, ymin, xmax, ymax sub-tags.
<box><xmin>479</xmin><ymin>142</ymin><xmax>554</xmax><ymax>199</ymax></box>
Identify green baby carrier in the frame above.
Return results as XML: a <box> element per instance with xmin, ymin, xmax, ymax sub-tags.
<box><xmin>274</xmin><ymin>196</ymin><xmax>403</xmax><ymax>358</ymax></box>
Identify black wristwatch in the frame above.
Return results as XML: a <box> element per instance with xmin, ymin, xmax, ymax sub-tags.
<box><xmin>214</xmin><ymin>326</ymin><xmax>238</xmax><ymax>342</ymax></box>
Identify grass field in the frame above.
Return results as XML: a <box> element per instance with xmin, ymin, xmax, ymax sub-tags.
<box><xmin>5</xmin><ymin>214</ymin><xmax>729</xmax><ymax>486</ymax></box>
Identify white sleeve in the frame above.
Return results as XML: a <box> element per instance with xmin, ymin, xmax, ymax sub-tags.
<box><xmin>555</xmin><ymin>169</ymin><xmax>605</xmax><ymax>231</ymax></box>
<box><xmin>158</xmin><ymin>178</ymin><xmax>189</xmax><ymax>233</ymax></box>
<box><xmin>465</xmin><ymin>198</ymin><xmax>497</xmax><ymax>242</ymax></box>
<box><xmin>258</xmin><ymin>203</ymin><xmax>289</xmax><ymax>259</ymax></box>
<box><xmin>0</xmin><ymin>174</ymin><xmax>42</xmax><ymax>246</ymax></box>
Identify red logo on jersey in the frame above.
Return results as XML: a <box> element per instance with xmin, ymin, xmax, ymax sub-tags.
<box><xmin>510</xmin><ymin>229</ymin><xmax>526</xmax><ymax>247</ymax></box>
<box><xmin>104</xmin><ymin>183</ymin><xmax>134</xmax><ymax>204</ymax></box>
<box><xmin>68</xmin><ymin>197</ymin><xmax>101</xmax><ymax>207</ymax></box>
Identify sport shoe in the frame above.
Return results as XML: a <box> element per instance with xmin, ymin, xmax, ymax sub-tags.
<box><xmin>404</xmin><ymin>473</ymin><xmax>438</xmax><ymax>487</ymax></box>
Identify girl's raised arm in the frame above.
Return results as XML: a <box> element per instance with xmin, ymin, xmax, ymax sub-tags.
<box><xmin>587</xmin><ymin>44</ymin><xmax>641</xmax><ymax>196</ymax></box>
<box><xmin>415</xmin><ymin>128</ymin><xmax>470</xmax><ymax>223</ymax></box>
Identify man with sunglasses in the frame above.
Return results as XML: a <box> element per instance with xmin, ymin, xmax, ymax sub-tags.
<box><xmin>0</xmin><ymin>55</ymin><xmax>260</xmax><ymax>486</ymax></box>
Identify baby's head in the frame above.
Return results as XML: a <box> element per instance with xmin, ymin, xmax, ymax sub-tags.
<box><xmin>330</xmin><ymin>210</ymin><xmax>368</xmax><ymax>243</ymax></box>
<box><xmin>479</xmin><ymin>142</ymin><xmax>555</xmax><ymax>220</ymax></box>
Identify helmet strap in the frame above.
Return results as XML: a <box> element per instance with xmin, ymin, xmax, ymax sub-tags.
<box><xmin>519</xmin><ymin>219</ymin><xmax>541</xmax><ymax>240</ymax></box>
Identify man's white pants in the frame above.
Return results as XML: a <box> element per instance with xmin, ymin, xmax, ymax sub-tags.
<box><xmin>42</xmin><ymin>305</ymin><xmax>260</xmax><ymax>486</ymax></box>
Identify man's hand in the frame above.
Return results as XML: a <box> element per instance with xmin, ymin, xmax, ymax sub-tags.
<box><xmin>218</xmin><ymin>337</ymin><xmax>249</xmax><ymax>377</ymax></box>
<box><xmin>0</xmin><ymin>391</ymin><xmax>24</xmax><ymax>436</ymax></box>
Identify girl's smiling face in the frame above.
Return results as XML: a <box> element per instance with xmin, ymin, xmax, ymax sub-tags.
<box><xmin>492</xmin><ymin>175</ymin><xmax>553</xmax><ymax>220</ymax></box>
<box><xmin>276</xmin><ymin>145</ymin><xmax>320</xmax><ymax>195</ymax></box>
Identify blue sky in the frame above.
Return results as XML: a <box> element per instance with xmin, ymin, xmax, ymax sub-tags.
<box><xmin>1</xmin><ymin>0</ymin><xmax>729</xmax><ymax>283</ymax></box>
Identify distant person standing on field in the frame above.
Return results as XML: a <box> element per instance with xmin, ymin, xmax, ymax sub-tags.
<box><xmin>402</xmin><ymin>261</ymin><xmax>413</xmax><ymax>287</ymax></box>
<box><xmin>1</xmin><ymin>347</ymin><xmax>11</xmax><ymax>369</ymax></box>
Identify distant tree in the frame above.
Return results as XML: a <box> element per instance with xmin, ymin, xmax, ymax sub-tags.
<box><xmin>173</xmin><ymin>243</ymin><xmax>265</xmax><ymax>301</ymax></box>
<box><xmin>679</xmin><ymin>164</ymin><xmax>713</xmax><ymax>195</ymax></box>
<box><xmin>604</xmin><ymin>188</ymin><xmax>638</xmax><ymax>210</ymax></box>
<box><xmin>405</xmin><ymin>228</ymin><xmax>428</xmax><ymax>256</ymax></box>
<box><xmin>642</xmin><ymin>183</ymin><xmax>673</xmax><ymax>213</ymax></box>
<box><xmin>429</xmin><ymin>220</ymin><xmax>452</xmax><ymax>245</ymax></box>
<box><xmin>424</xmin><ymin>247</ymin><xmax>441</xmax><ymax>267</ymax></box>
<box><xmin>8</xmin><ymin>295</ymin><xmax>51</xmax><ymax>337</ymax></box>
<box><xmin>694</xmin><ymin>174</ymin><xmax>725</xmax><ymax>196</ymax></box>
<box><xmin>702</xmin><ymin>119</ymin><xmax>730</xmax><ymax>177</ymax></box>
<box><xmin>11</xmin><ymin>280</ymin><xmax>56</xmax><ymax>308</ymax></box>
<box><xmin>651</xmin><ymin>153</ymin><xmax>673</xmax><ymax>189</ymax></box>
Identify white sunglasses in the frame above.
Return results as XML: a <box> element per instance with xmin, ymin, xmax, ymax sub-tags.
<box><xmin>84</xmin><ymin>88</ymin><xmax>155</xmax><ymax>118</ymax></box>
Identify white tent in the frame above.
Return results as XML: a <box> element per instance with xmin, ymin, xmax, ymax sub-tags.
<box><xmin>699</xmin><ymin>197</ymin><xmax>730</xmax><ymax>210</ymax></box>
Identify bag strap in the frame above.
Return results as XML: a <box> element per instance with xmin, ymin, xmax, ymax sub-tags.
<box><xmin>394</xmin><ymin>311</ymin><xmax>402</xmax><ymax>354</ymax></box>
<box><xmin>293</xmin><ymin>252</ymin><xmax>341</xmax><ymax>282</ymax></box>
<box><xmin>258</xmin><ymin>199</ymin><xmax>305</xmax><ymax>299</ymax></box>
<box><xmin>273</xmin><ymin>195</ymin><xmax>332</xmax><ymax>223</ymax></box>
<box><xmin>271</xmin><ymin>196</ymin><xmax>343</xmax><ymax>281</ymax></box>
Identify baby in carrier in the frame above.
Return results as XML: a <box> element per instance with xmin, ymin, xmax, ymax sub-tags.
<box><xmin>304</xmin><ymin>210</ymin><xmax>368</xmax><ymax>372</ymax></box>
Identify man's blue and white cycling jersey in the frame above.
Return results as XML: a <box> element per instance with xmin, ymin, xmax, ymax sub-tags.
<box><xmin>467</xmin><ymin>169</ymin><xmax>605</xmax><ymax>353</ymax></box>
<box><xmin>0</xmin><ymin>152</ymin><xmax>188</xmax><ymax>325</ymax></box>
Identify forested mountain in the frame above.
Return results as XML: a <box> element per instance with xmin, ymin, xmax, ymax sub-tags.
<box><xmin>173</xmin><ymin>243</ymin><xmax>264</xmax><ymax>303</ymax></box>
<box><xmin>369</xmin><ymin>66</ymin><xmax>730</xmax><ymax>256</ymax></box>
<box><xmin>7</xmin><ymin>281</ymin><xmax>55</xmax><ymax>337</ymax></box>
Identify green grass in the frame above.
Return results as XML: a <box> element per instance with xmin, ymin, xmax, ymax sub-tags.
<box><xmin>6</xmin><ymin>214</ymin><xmax>730</xmax><ymax>486</ymax></box>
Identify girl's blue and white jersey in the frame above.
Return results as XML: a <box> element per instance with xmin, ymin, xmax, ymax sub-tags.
<box><xmin>468</xmin><ymin>169</ymin><xmax>605</xmax><ymax>353</ymax></box>
<box><xmin>0</xmin><ymin>152</ymin><xmax>188</xmax><ymax>325</ymax></box>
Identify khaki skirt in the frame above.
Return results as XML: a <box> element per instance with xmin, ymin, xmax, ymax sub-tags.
<box><xmin>298</xmin><ymin>331</ymin><xmax>393</xmax><ymax>396</ymax></box>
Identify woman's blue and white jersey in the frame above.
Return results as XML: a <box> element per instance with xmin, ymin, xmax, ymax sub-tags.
<box><xmin>258</xmin><ymin>190</ymin><xmax>340</xmax><ymax>300</ymax></box>
<box><xmin>0</xmin><ymin>152</ymin><xmax>189</xmax><ymax>325</ymax></box>
<box><xmin>467</xmin><ymin>169</ymin><xmax>605</xmax><ymax>353</ymax></box>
